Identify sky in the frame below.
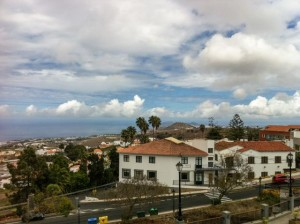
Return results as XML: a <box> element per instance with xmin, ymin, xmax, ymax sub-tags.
<box><xmin>1</xmin><ymin>0</ymin><xmax>300</xmax><ymax>133</ymax></box>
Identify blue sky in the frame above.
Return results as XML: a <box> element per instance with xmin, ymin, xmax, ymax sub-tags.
<box><xmin>1</xmin><ymin>0</ymin><xmax>300</xmax><ymax>128</ymax></box>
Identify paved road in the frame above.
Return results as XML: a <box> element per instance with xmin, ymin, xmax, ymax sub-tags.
<box><xmin>8</xmin><ymin>186</ymin><xmax>261</xmax><ymax>223</ymax></box>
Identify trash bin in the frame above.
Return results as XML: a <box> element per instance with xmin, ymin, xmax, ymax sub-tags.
<box><xmin>136</xmin><ymin>211</ymin><xmax>146</xmax><ymax>218</ymax></box>
<box><xmin>87</xmin><ymin>217</ymin><xmax>97</xmax><ymax>224</ymax></box>
<box><xmin>99</xmin><ymin>216</ymin><xmax>108</xmax><ymax>224</ymax></box>
<box><xmin>149</xmin><ymin>208</ymin><xmax>158</xmax><ymax>216</ymax></box>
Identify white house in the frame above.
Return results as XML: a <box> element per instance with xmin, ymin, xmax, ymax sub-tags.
<box><xmin>215</xmin><ymin>141</ymin><xmax>295</xmax><ymax>179</ymax></box>
<box><xmin>118</xmin><ymin>137</ymin><xmax>214</xmax><ymax>187</ymax></box>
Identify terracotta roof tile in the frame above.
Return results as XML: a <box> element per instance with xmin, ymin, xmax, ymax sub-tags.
<box><xmin>263</xmin><ymin>125</ymin><xmax>300</xmax><ymax>132</ymax></box>
<box><xmin>216</xmin><ymin>141</ymin><xmax>294</xmax><ymax>152</ymax></box>
<box><xmin>117</xmin><ymin>138</ymin><xmax>208</xmax><ymax>157</ymax></box>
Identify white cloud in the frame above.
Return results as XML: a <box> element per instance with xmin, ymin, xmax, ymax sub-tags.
<box><xmin>26</xmin><ymin>105</ymin><xmax>38</xmax><ymax>115</ymax></box>
<box><xmin>23</xmin><ymin>95</ymin><xmax>145</xmax><ymax>118</ymax></box>
<box><xmin>0</xmin><ymin>105</ymin><xmax>10</xmax><ymax>116</ymax></box>
<box><xmin>179</xmin><ymin>33</ymin><xmax>300</xmax><ymax>95</ymax></box>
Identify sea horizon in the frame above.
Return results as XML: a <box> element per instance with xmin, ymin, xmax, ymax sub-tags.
<box><xmin>0</xmin><ymin>118</ymin><xmax>133</xmax><ymax>142</ymax></box>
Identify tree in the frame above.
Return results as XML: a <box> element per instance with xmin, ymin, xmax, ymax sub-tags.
<box><xmin>207</xmin><ymin>126</ymin><xmax>223</xmax><ymax>140</ymax></box>
<box><xmin>107</xmin><ymin>147</ymin><xmax>119</xmax><ymax>181</ymax></box>
<box><xmin>199</xmin><ymin>124</ymin><xmax>205</xmax><ymax>138</ymax></box>
<box><xmin>7</xmin><ymin>148</ymin><xmax>50</xmax><ymax>204</ymax></box>
<box><xmin>35</xmin><ymin>184</ymin><xmax>74</xmax><ymax>217</ymax></box>
<box><xmin>121</xmin><ymin>126</ymin><xmax>137</xmax><ymax>146</ymax></box>
<box><xmin>214</xmin><ymin>153</ymin><xmax>253</xmax><ymax>203</ymax></box>
<box><xmin>64</xmin><ymin>144</ymin><xmax>86</xmax><ymax>161</ymax></box>
<box><xmin>108</xmin><ymin>176</ymin><xmax>168</xmax><ymax>220</ymax></box>
<box><xmin>148</xmin><ymin>115</ymin><xmax>161</xmax><ymax>140</ymax></box>
<box><xmin>87</xmin><ymin>154</ymin><xmax>105</xmax><ymax>186</ymax></box>
<box><xmin>136</xmin><ymin>117</ymin><xmax>150</xmax><ymax>144</ymax></box>
<box><xmin>245</xmin><ymin>126</ymin><xmax>260</xmax><ymax>141</ymax></box>
<box><xmin>228</xmin><ymin>114</ymin><xmax>245</xmax><ymax>140</ymax></box>
<box><xmin>136</xmin><ymin>117</ymin><xmax>149</xmax><ymax>135</ymax></box>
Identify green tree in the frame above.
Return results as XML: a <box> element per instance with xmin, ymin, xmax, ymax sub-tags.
<box><xmin>107</xmin><ymin>147</ymin><xmax>119</xmax><ymax>181</ymax></box>
<box><xmin>228</xmin><ymin>114</ymin><xmax>245</xmax><ymax>140</ymax></box>
<box><xmin>207</xmin><ymin>126</ymin><xmax>223</xmax><ymax>140</ymax></box>
<box><xmin>69</xmin><ymin>171</ymin><xmax>89</xmax><ymax>192</ymax></box>
<box><xmin>87</xmin><ymin>154</ymin><xmax>104</xmax><ymax>186</ymax></box>
<box><xmin>7</xmin><ymin>148</ymin><xmax>50</xmax><ymax>204</ymax></box>
<box><xmin>148</xmin><ymin>115</ymin><xmax>161</xmax><ymax>140</ymax></box>
<box><xmin>199</xmin><ymin>124</ymin><xmax>205</xmax><ymax>138</ymax></box>
<box><xmin>121</xmin><ymin>126</ymin><xmax>137</xmax><ymax>146</ymax></box>
<box><xmin>48</xmin><ymin>164</ymin><xmax>70</xmax><ymax>192</ymax></box>
<box><xmin>136</xmin><ymin>117</ymin><xmax>149</xmax><ymax>135</ymax></box>
<box><xmin>246</xmin><ymin>126</ymin><xmax>260</xmax><ymax>141</ymax></box>
<box><xmin>65</xmin><ymin>144</ymin><xmax>86</xmax><ymax>161</ymax></box>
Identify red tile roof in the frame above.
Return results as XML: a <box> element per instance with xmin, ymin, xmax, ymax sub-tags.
<box><xmin>263</xmin><ymin>125</ymin><xmax>300</xmax><ymax>132</ymax></box>
<box><xmin>117</xmin><ymin>138</ymin><xmax>208</xmax><ymax>157</ymax></box>
<box><xmin>216</xmin><ymin>141</ymin><xmax>294</xmax><ymax>152</ymax></box>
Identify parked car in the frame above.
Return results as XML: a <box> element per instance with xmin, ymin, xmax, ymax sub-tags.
<box><xmin>21</xmin><ymin>212</ymin><xmax>45</xmax><ymax>223</ymax></box>
<box><xmin>272</xmin><ymin>174</ymin><xmax>295</xmax><ymax>184</ymax></box>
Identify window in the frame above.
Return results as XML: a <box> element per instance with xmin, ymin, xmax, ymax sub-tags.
<box><xmin>208</xmin><ymin>148</ymin><xmax>214</xmax><ymax>153</ymax></box>
<box><xmin>134</xmin><ymin>170</ymin><xmax>143</xmax><ymax>179</ymax></box>
<box><xmin>208</xmin><ymin>161</ymin><xmax>214</xmax><ymax>167</ymax></box>
<box><xmin>248</xmin><ymin>156</ymin><xmax>255</xmax><ymax>164</ymax></box>
<box><xmin>261</xmin><ymin>156</ymin><xmax>268</xmax><ymax>164</ymax></box>
<box><xmin>248</xmin><ymin>172</ymin><xmax>255</xmax><ymax>179</ymax></box>
<box><xmin>181</xmin><ymin>157</ymin><xmax>188</xmax><ymax>164</ymax></box>
<box><xmin>195</xmin><ymin>157</ymin><xmax>202</xmax><ymax>165</ymax></box>
<box><xmin>149</xmin><ymin>156</ymin><xmax>156</xmax><ymax>164</ymax></box>
<box><xmin>123</xmin><ymin>155</ymin><xmax>129</xmax><ymax>162</ymax></box>
<box><xmin>136</xmin><ymin>156</ymin><xmax>142</xmax><ymax>163</ymax></box>
<box><xmin>208</xmin><ymin>157</ymin><xmax>214</xmax><ymax>161</ymax></box>
<box><xmin>275</xmin><ymin>156</ymin><xmax>281</xmax><ymax>163</ymax></box>
<box><xmin>181</xmin><ymin>172</ymin><xmax>189</xmax><ymax>181</ymax></box>
<box><xmin>215</xmin><ymin>154</ymin><xmax>218</xmax><ymax>161</ymax></box>
<box><xmin>147</xmin><ymin>170</ymin><xmax>157</xmax><ymax>180</ymax></box>
<box><xmin>122</xmin><ymin>169</ymin><xmax>131</xmax><ymax>178</ymax></box>
<box><xmin>261</xmin><ymin>172</ymin><xmax>268</xmax><ymax>177</ymax></box>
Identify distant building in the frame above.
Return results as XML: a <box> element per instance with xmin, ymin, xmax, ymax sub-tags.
<box><xmin>259</xmin><ymin>125</ymin><xmax>300</xmax><ymax>141</ymax></box>
<box><xmin>215</xmin><ymin>141</ymin><xmax>295</xmax><ymax>179</ymax></box>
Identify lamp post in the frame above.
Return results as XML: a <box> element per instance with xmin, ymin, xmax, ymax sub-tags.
<box><xmin>75</xmin><ymin>197</ymin><xmax>80</xmax><ymax>224</ymax></box>
<box><xmin>176</xmin><ymin>161</ymin><xmax>183</xmax><ymax>222</ymax></box>
<box><xmin>287</xmin><ymin>152</ymin><xmax>293</xmax><ymax>197</ymax></box>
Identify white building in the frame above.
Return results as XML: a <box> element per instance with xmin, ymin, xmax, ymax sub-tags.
<box><xmin>118</xmin><ymin>137</ymin><xmax>215</xmax><ymax>187</ymax></box>
<box><xmin>215</xmin><ymin>141</ymin><xmax>295</xmax><ymax>179</ymax></box>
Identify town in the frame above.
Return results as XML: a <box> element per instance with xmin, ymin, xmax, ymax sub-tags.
<box><xmin>1</xmin><ymin>116</ymin><xmax>300</xmax><ymax>224</ymax></box>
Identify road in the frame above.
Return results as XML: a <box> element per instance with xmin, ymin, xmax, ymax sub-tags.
<box><xmin>9</xmin><ymin>186</ymin><xmax>261</xmax><ymax>224</ymax></box>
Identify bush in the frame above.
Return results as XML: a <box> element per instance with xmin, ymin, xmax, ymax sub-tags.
<box><xmin>258</xmin><ymin>189</ymin><xmax>280</xmax><ymax>204</ymax></box>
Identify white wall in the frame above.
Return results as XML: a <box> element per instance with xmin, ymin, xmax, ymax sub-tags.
<box><xmin>119</xmin><ymin>153</ymin><xmax>209</xmax><ymax>187</ymax></box>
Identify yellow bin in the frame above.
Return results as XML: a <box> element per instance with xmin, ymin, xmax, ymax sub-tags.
<box><xmin>99</xmin><ymin>216</ymin><xmax>108</xmax><ymax>224</ymax></box>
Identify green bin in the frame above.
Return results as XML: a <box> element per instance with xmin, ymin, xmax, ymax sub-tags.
<box><xmin>136</xmin><ymin>211</ymin><xmax>145</xmax><ymax>218</ymax></box>
<box><xmin>149</xmin><ymin>208</ymin><xmax>158</xmax><ymax>216</ymax></box>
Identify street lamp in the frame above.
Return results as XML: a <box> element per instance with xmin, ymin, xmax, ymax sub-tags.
<box><xmin>176</xmin><ymin>161</ymin><xmax>183</xmax><ymax>222</ymax></box>
<box><xmin>287</xmin><ymin>152</ymin><xmax>293</xmax><ymax>197</ymax></box>
<box><xmin>75</xmin><ymin>197</ymin><xmax>80</xmax><ymax>224</ymax></box>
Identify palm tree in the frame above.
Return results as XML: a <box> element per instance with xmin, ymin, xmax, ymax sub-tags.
<box><xmin>136</xmin><ymin>117</ymin><xmax>149</xmax><ymax>135</ymax></box>
<box><xmin>148</xmin><ymin>116</ymin><xmax>161</xmax><ymax>140</ymax></box>
<box><xmin>121</xmin><ymin>128</ymin><xmax>129</xmax><ymax>146</ymax></box>
<box><xmin>127</xmin><ymin>126</ymin><xmax>137</xmax><ymax>145</ymax></box>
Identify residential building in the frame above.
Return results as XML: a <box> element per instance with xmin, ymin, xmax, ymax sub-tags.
<box><xmin>259</xmin><ymin>125</ymin><xmax>300</xmax><ymax>141</ymax></box>
<box><xmin>215</xmin><ymin>141</ymin><xmax>295</xmax><ymax>179</ymax></box>
<box><xmin>118</xmin><ymin>137</ymin><xmax>212</xmax><ymax>187</ymax></box>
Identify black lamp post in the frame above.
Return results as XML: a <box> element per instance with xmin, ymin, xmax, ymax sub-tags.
<box><xmin>287</xmin><ymin>152</ymin><xmax>293</xmax><ymax>197</ymax></box>
<box><xmin>172</xmin><ymin>188</ymin><xmax>175</xmax><ymax>215</ymax></box>
<box><xmin>176</xmin><ymin>162</ymin><xmax>183</xmax><ymax>221</ymax></box>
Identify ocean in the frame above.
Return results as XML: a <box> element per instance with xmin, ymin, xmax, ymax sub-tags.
<box><xmin>0</xmin><ymin>118</ymin><xmax>132</xmax><ymax>142</ymax></box>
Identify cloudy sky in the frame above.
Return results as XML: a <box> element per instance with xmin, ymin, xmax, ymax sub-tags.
<box><xmin>1</xmin><ymin>0</ymin><xmax>300</xmax><ymax>129</ymax></box>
